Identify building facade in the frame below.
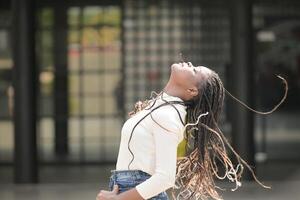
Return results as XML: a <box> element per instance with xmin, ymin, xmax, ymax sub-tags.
<box><xmin>0</xmin><ymin>0</ymin><xmax>300</xmax><ymax>183</ymax></box>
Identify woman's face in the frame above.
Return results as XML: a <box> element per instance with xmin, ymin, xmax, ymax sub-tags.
<box><xmin>170</xmin><ymin>62</ymin><xmax>212</xmax><ymax>90</ymax></box>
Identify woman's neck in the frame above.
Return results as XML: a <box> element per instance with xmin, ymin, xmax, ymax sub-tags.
<box><xmin>163</xmin><ymin>83</ymin><xmax>185</xmax><ymax>100</ymax></box>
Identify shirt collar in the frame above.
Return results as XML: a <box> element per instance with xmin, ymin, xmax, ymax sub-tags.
<box><xmin>161</xmin><ymin>91</ymin><xmax>184</xmax><ymax>102</ymax></box>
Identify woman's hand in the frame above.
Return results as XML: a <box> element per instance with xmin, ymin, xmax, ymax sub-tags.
<box><xmin>96</xmin><ymin>185</ymin><xmax>119</xmax><ymax>200</ymax></box>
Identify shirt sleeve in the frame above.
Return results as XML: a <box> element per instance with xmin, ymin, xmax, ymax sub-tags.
<box><xmin>135</xmin><ymin>107</ymin><xmax>183</xmax><ymax>199</ymax></box>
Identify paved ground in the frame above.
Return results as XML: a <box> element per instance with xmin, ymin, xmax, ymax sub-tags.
<box><xmin>1</xmin><ymin>180</ymin><xmax>300</xmax><ymax>200</ymax></box>
<box><xmin>1</xmin><ymin>162</ymin><xmax>300</xmax><ymax>200</ymax></box>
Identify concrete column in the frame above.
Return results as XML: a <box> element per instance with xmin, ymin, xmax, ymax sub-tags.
<box><xmin>53</xmin><ymin>4</ymin><xmax>69</xmax><ymax>156</ymax></box>
<box><xmin>230</xmin><ymin>0</ymin><xmax>255</xmax><ymax>180</ymax></box>
<box><xmin>12</xmin><ymin>0</ymin><xmax>38</xmax><ymax>183</ymax></box>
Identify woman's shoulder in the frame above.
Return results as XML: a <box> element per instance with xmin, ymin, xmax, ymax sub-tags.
<box><xmin>150</xmin><ymin>102</ymin><xmax>186</xmax><ymax>127</ymax></box>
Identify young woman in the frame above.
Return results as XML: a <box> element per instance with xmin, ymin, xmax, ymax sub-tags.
<box><xmin>96</xmin><ymin>61</ymin><xmax>287</xmax><ymax>200</ymax></box>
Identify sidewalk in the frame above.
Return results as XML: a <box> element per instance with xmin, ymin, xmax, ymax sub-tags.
<box><xmin>1</xmin><ymin>162</ymin><xmax>300</xmax><ymax>200</ymax></box>
<box><xmin>1</xmin><ymin>180</ymin><xmax>300</xmax><ymax>200</ymax></box>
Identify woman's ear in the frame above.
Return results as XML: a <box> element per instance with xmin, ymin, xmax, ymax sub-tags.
<box><xmin>187</xmin><ymin>87</ymin><xmax>198</xmax><ymax>98</ymax></box>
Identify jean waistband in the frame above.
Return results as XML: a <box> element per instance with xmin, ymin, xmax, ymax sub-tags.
<box><xmin>110</xmin><ymin>169</ymin><xmax>151</xmax><ymax>177</ymax></box>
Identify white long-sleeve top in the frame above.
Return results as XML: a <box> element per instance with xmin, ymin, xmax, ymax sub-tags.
<box><xmin>115</xmin><ymin>92</ymin><xmax>187</xmax><ymax>199</ymax></box>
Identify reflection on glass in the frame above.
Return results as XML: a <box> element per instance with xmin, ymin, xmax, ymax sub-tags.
<box><xmin>0</xmin><ymin>10</ymin><xmax>13</xmax><ymax>163</ymax></box>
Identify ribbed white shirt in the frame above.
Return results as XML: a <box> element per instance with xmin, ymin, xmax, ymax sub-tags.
<box><xmin>115</xmin><ymin>92</ymin><xmax>187</xmax><ymax>199</ymax></box>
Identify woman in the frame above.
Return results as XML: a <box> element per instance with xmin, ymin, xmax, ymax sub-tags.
<box><xmin>96</xmin><ymin>62</ymin><xmax>287</xmax><ymax>200</ymax></box>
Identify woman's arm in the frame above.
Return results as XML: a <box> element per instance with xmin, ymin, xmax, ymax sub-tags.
<box><xmin>134</xmin><ymin>108</ymin><xmax>182</xmax><ymax>199</ymax></box>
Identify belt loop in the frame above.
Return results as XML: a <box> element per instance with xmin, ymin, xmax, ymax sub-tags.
<box><xmin>110</xmin><ymin>170</ymin><xmax>116</xmax><ymax>184</ymax></box>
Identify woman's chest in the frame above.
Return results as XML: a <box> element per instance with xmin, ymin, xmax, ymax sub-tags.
<box><xmin>121</xmin><ymin>110</ymin><xmax>154</xmax><ymax>142</ymax></box>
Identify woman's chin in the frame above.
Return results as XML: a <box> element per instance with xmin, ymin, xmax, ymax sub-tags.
<box><xmin>171</xmin><ymin>63</ymin><xmax>181</xmax><ymax>71</ymax></box>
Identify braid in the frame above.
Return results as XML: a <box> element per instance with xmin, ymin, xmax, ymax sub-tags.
<box><xmin>171</xmin><ymin>70</ymin><xmax>279</xmax><ymax>200</ymax></box>
<box><xmin>127</xmin><ymin>66</ymin><xmax>287</xmax><ymax>199</ymax></box>
<box><xmin>171</xmin><ymin>73</ymin><xmax>225</xmax><ymax>200</ymax></box>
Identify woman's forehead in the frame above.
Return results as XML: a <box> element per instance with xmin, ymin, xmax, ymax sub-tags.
<box><xmin>196</xmin><ymin>66</ymin><xmax>212</xmax><ymax>77</ymax></box>
<box><xmin>197</xmin><ymin>65</ymin><xmax>211</xmax><ymax>72</ymax></box>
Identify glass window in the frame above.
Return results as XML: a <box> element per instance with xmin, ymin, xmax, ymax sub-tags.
<box><xmin>0</xmin><ymin>10</ymin><xmax>13</xmax><ymax>163</ymax></box>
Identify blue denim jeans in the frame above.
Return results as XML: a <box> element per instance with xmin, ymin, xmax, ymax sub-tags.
<box><xmin>108</xmin><ymin>169</ymin><xmax>169</xmax><ymax>200</ymax></box>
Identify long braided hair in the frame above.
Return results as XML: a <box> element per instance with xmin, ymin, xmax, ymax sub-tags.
<box><xmin>173</xmin><ymin>71</ymin><xmax>287</xmax><ymax>199</ymax></box>
<box><xmin>127</xmin><ymin>64</ymin><xmax>288</xmax><ymax>200</ymax></box>
<box><xmin>172</xmin><ymin>69</ymin><xmax>241</xmax><ymax>200</ymax></box>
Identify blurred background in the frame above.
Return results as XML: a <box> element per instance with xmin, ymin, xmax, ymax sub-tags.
<box><xmin>0</xmin><ymin>0</ymin><xmax>300</xmax><ymax>199</ymax></box>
